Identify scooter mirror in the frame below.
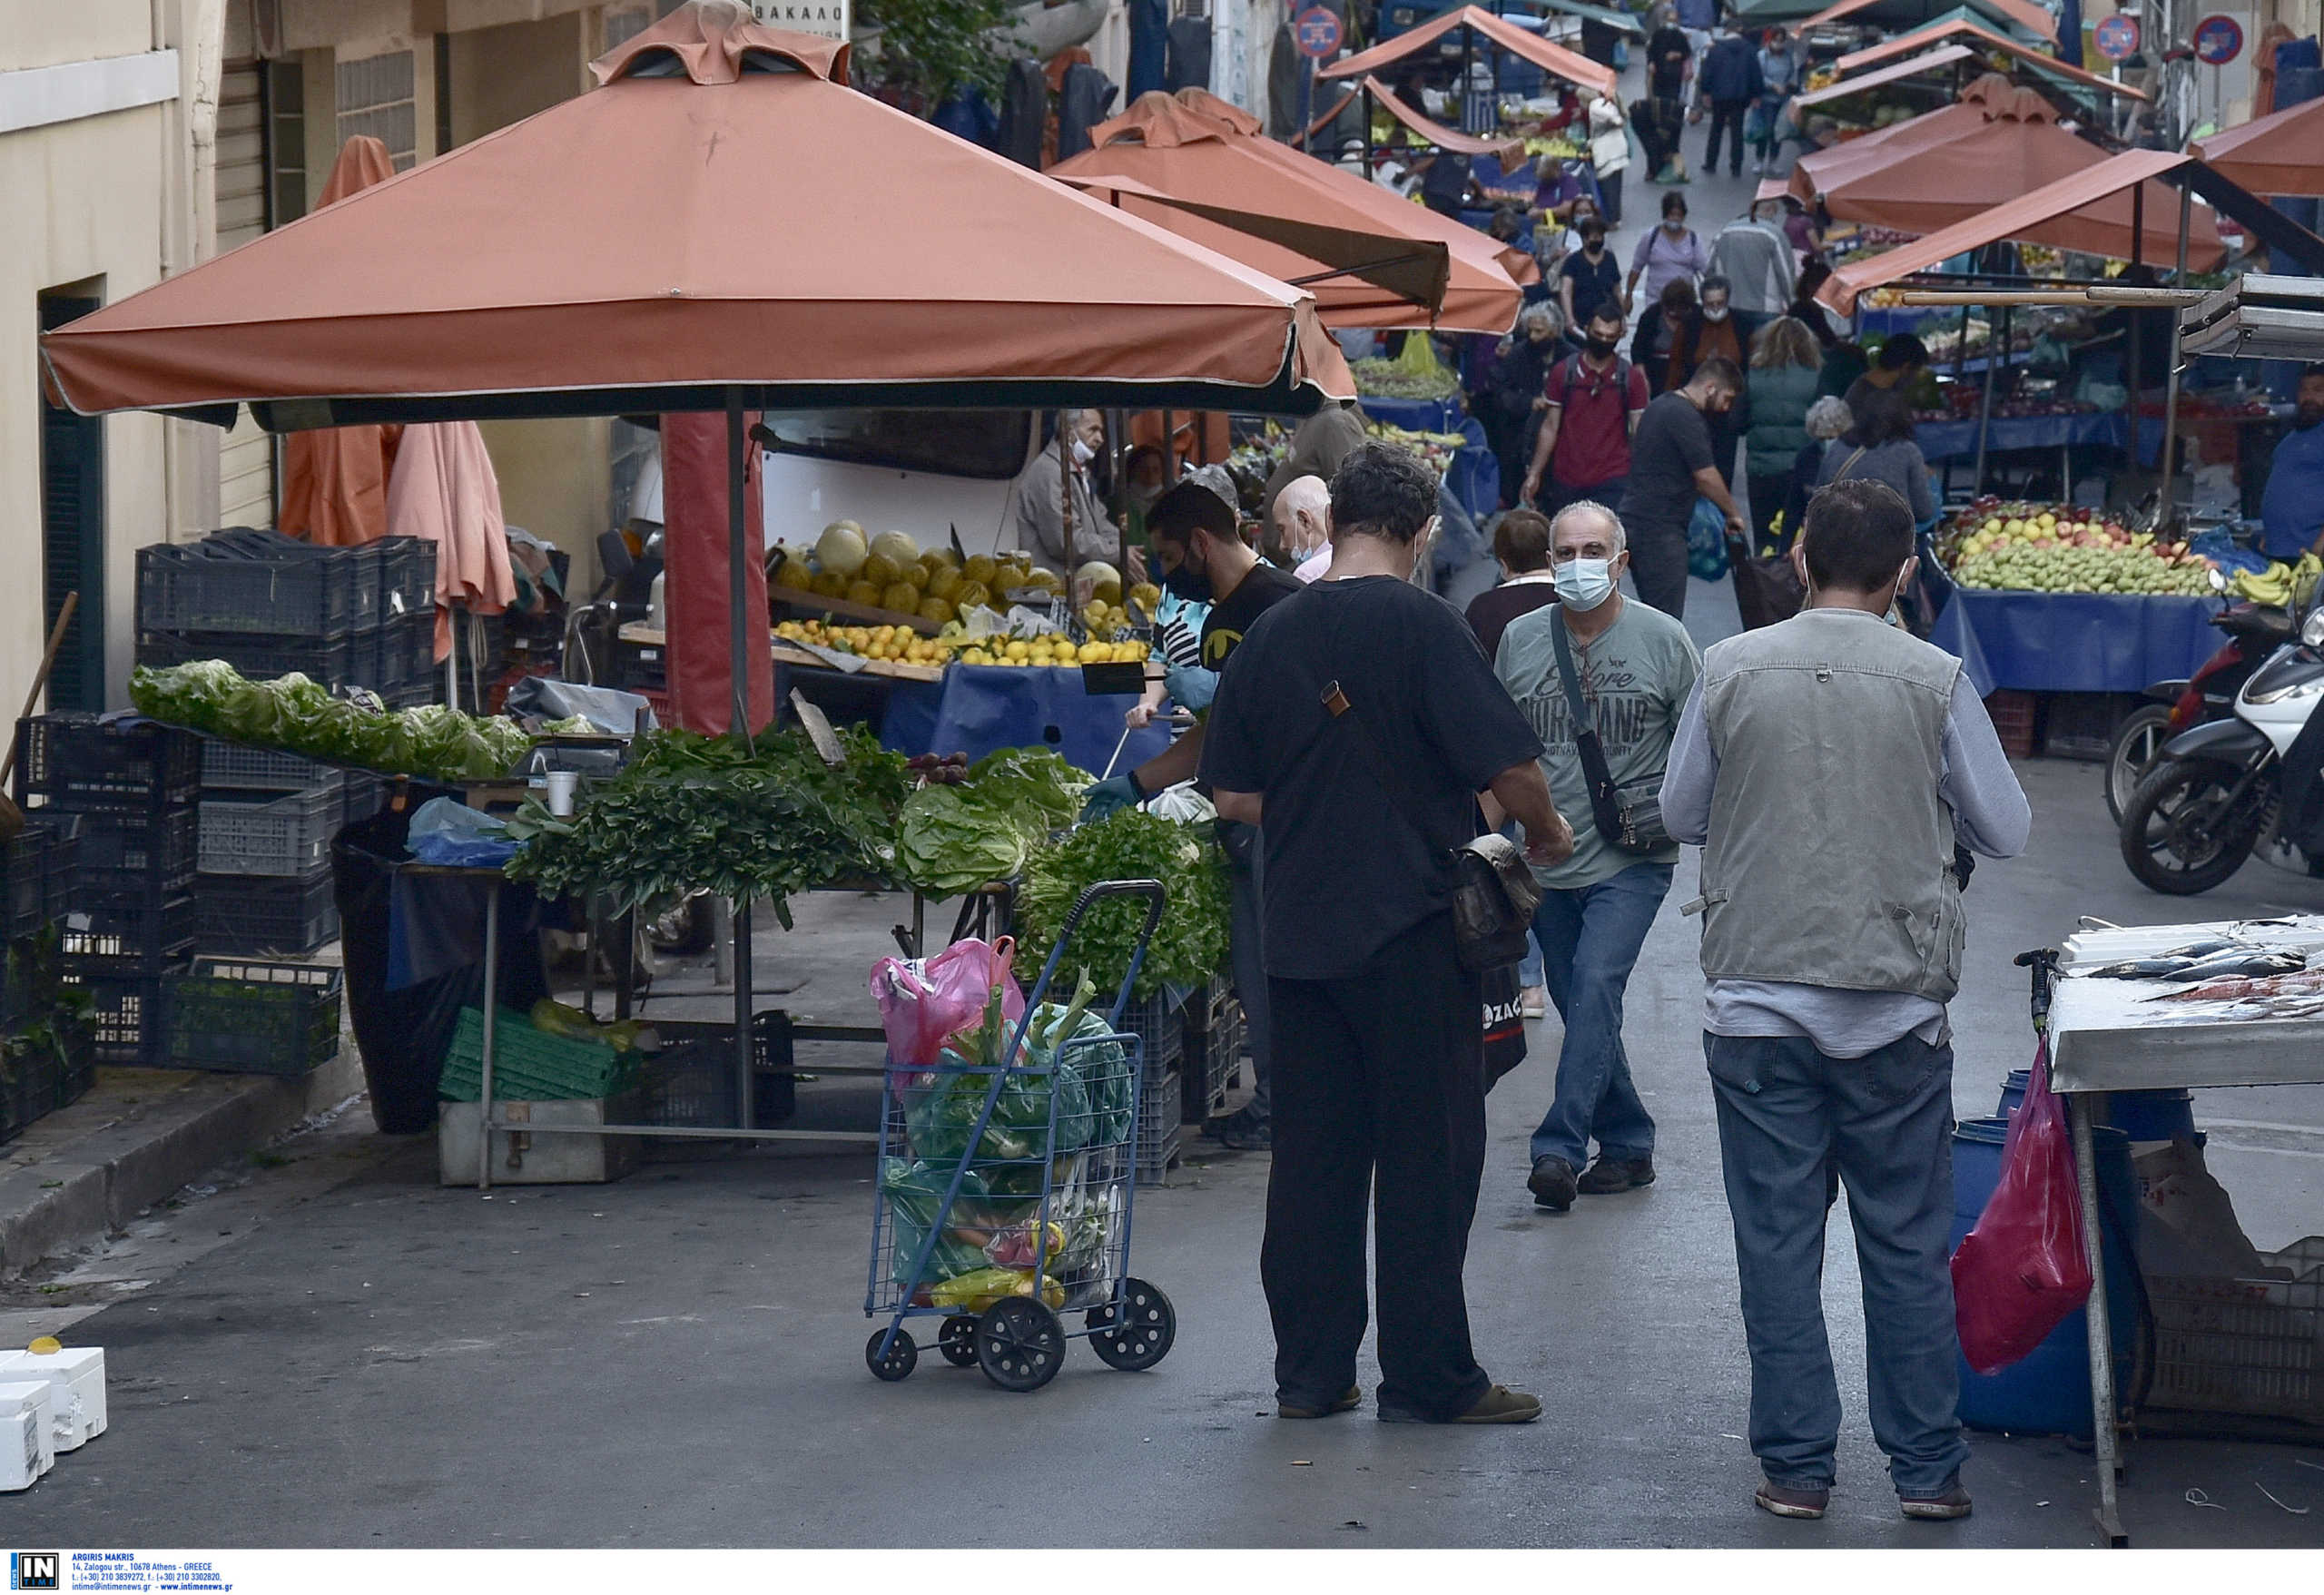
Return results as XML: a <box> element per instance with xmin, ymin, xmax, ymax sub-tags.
<box><xmin>2209</xmin><ymin>566</ymin><xmax>2230</xmax><ymax>594</ymax></box>
<box><xmin>2303</xmin><ymin>606</ymin><xmax>2324</xmax><ymax>650</ymax></box>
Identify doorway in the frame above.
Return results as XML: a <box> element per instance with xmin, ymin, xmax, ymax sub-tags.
<box><xmin>38</xmin><ymin>288</ymin><xmax>106</xmax><ymax>713</ymax></box>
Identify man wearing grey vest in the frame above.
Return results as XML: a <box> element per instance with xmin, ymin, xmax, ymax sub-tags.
<box><xmin>1659</xmin><ymin>479</ymin><xmax>2030</xmax><ymax>1523</ymax></box>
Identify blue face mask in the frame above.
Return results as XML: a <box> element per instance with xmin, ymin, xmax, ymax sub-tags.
<box><xmin>1554</xmin><ymin>556</ymin><xmax>1618</xmax><ymax>611</ymax></box>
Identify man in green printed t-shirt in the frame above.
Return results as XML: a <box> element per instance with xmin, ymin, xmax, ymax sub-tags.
<box><xmin>1492</xmin><ymin>500</ymin><xmax>1700</xmax><ymax>1212</ymax></box>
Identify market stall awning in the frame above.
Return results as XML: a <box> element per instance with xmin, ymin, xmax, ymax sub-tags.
<box><xmin>1317</xmin><ymin>5</ymin><xmax>1619</xmax><ymax>101</ymax></box>
<box><xmin>1837</xmin><ymin>16</ymin><xmax>2150</xmax><ymax>102</ymax></box>
<box><xmin>1805</xmin><ymin>0</ymin><xmax>2055</xmax><ymax>44</ymax></box>
<box><xmin>2192</xmin><ymin>95</ymin><xmax>2324</xmax><ymax>198</ymax></box>
<box><xmin>1820</xmin><ymin>113</ymin><xmax>2180</xmax><ymax>242</ymax></box>
<box><xmin>1364</xmin><ymin>75</ymin><xmax>1524</xmax><ymax>164</ymax></box>
<box><xmin>1056</xmin><ymin>90</ymin><xmax>1526</xmax><ymax>333</ymax></box>
<box><xmin>1822</xmin><ymin>150</ymin><xmax>2221</xmax><ymax>311</ymax></box>
<box><xmin>1512</xmin><ymin>0</ymin><xmax>1644</xmax><ymax>39</ymax></box>
<box><xmin>1787</xmin><ymin>86</ymin><xmax>2013</xmax><ymax>203</ymax></box>
<box><xmin>1791</xmin><ymin>46</ymin><xmax>1977</xmax><ymax>112</ymax></box>
<box><xmin>40</xmin><ymin>15</ymin><xmax>1350</xmax><ymax>427</ymax></box>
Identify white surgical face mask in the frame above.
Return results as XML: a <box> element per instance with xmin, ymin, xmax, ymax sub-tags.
<box><xmin>1070</xmin><ymin>437</ymin><xmax>1097</xmax><ymax>466</ymax></box>
<box><xmin>1554</xmin><ymin>556</ymin><xmax>1618</xmax><ymax>611</ymax></box>
<box><xmin>1704</xmin><ymin>304</ymin><xmax>1730</xmax><ymax>323</ymax></box>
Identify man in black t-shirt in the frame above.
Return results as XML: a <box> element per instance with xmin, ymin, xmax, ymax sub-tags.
<box><xmin>1083</xmin><ymin>481</ymin><xmax>1303</xmax><ymax>1149</ymax></box>
<box><xmin>1204</xmin><ymin>442</ymin><xmax>1575</xmax><ymax>1426</ymax></box>
<box><xmin>1620</xmin><ymin>359</ymin><xmax>1747</xmax><ymax>618</ymax></box>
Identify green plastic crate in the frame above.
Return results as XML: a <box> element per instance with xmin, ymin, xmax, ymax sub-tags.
<box><xmin>162</xmin><ymin>959</ymin><xmax>343</xmax><ymax>1077</ymax></box>
<box><xmin>438</xmin><ymin>1007</ymin><xmax>635</xmax><ymax>1102</ymax></box>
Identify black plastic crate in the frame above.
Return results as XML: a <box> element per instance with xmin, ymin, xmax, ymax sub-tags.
<box><xmin>2040</xmin><ymin>692</ymin><xmax>2140</xmax><ymax>763</ymax></box>
<box><xmin>52</xmin><ymin>1012</ymin><xmax>95</xmax><ymax>1109</ymax></box>
<box><xmin>378</xmin><ymin>537</ymin><xmax>438</xmax><ymax>623</ymax></box>
<box><xmin>375</xmin><ymin>612</ymin><xmax>436</xmax><ymax>693</ymax></box>
<box><xmin>70</xmin><ymin>807</ymin><xmax>201</xmax><ymax>896</ymax></box>
<box><xmin>640</xmin><ymin>1012</ymin><xmax>798</xmax><ymax>1129</ymax></box>
<box><xmin>0</xmin><ymin>934</ymin><xmax>60</xmax><ymax>1034</ymax></box>
<box><xmin>136</xmin><ymin>541</ymin><xmax>375</xmax><ymax>637</ymax></box>
<box><xmin>194</xmin><ymin>870</ymin><xmax>338</xmax><ymax>956</ymax></box>
<box><xmin>61</xmin><ymin>891</ymin><xmax>196</xmax><ymax>974</ymax></box>
<box><xmin>136</xmin><ymin>629</ymin><xmax>371</xmax><ymax>692</ymax></box>
<box><xmin>59</xmin><ymin>966</ymin><xmax>181</xmax><ymax>1066</ymax></box>
<box><xmin>199</xmin><ymin>784</ymin><xmax>340</xmax><ymax>877</ymax></box>
<box><xmin>4</xmin><ymin>822</ymin><xmax>56</xmax><ymax>940</ymax></box>
<box><xmin>1136</xmin><ymin>1064</ymin><xmax>1182</xmax><ymax>1186</ymax></box>
<box><xmin>162</xmin><ymin>959</ymin><xmax>342</xmax><ymax>1076</ymax></box>
<box><xmin>15</xmin><ymin>714</ymin><xmax>202</xmax><ymax>813</ymax></box>
<box><xmin>0</xmin><ymin>1034</ymin><xmax>53</xmax><ymax>1143</ymax></box>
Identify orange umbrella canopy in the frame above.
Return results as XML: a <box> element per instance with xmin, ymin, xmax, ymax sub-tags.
<box><xmin>1055</xmin><ymin>90</ymin><xmax>1526</xmax><ymax>334</ymax></box>
<box><xmin>1788</xmin><ymin>74</ymin><xmax>2041</xmax><ymax>204</ymax></box>
<box><xmin>40</xmin><ymin>6</ymin><xmax>1348</xmax><ymax>426</ymax></box>
<box><xmin>2194</xmin><ymin>95</ymin><xmax>2324</xmax><ymax>197</ymax></box>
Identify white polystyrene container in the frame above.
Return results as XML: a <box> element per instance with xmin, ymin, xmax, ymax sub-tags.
<box><xmin>0</xmin><ymin>1382</ymin><xmax>55</xmax><ymax>1484</ymax></box>
<box><xmin>0</xmin><ymin>1409</ymin><xmax>37</xmax><ymax>1492</ymax></box>
<box><xmin>0</xmin><ymin>1347</ymin><xmax>105</xmax><ymax>1450</ymax></box>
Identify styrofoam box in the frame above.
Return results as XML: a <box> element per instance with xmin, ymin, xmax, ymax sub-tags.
<box><xmin>0</xmin><ymin>1347</ymin><xmax>105</xmax><ymax>1449</ymax></box>
<box><xmin>0</xmin><ymin>1382</ymin><xmax>55</xmax><ymax>1486</ymax></box>
<box><xmin>0</xmin><ymin>1410</ymin><xmax>37</xmax><ymax>1492</ymax></box>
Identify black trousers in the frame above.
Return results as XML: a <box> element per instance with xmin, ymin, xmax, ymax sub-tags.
<box><xmin>1628</xmin><ymin>516</ymin><xmax>1690</xmax><ymax>618</ymax></box>
<box><xmin>1748</xmin><ymin>470</ymin><xmax>1790</xmax><ymax>549</ymax></box>
<box><xmin>1263</xmin><ymin>911</ymin><xmax>1490</xmax><ymax>1420</ymax></box>
<box><xmin>1704</xmin><ymin>98</ymin><xmax>1749</xmax><ymax>175</ymax></box>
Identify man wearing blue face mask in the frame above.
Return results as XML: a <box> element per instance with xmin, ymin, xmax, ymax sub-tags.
<box><xmin>1492</xmin><ymin>501</ymin><xmax>1700</xmax><ymax>1211</ymax></box>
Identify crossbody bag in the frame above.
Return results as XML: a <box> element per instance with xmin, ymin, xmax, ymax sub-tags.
<box><xmin>1548</xmin><ymin>609</ymin><xmax>1673</xmax><ymax>854</ymax></box>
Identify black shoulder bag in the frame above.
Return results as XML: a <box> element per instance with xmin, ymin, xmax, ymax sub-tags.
<box><xmin>1549</xmin><ymin>609</ymin><xmax>1672</xmax><ymax>853</ymax></box>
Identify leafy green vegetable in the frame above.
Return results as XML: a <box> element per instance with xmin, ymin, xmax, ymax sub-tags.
<box><xmin>131</xmin><ymin>661</ymin><xmax>530</xmax><ymax>782</ymax></box>
<box><xmin>892</xmin><ymin>747</ymin><xmax>1089</xmax><ymax>897</ymax></box>
<box><xmin>964</xmin><ymin>748</ymin><xmax>1089</xmax><ymax>834</ymax></box>
<box><xmin>502</xmin><ymin>725</ymin><xmax>911</xmax><ymax>924</ymax></box>
<box><xmin>1014</xmin><ymin>810</ymin><xmax>1227</xmax><ymax>999</ymax></box>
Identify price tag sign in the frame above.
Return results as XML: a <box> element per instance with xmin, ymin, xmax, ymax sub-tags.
<box><xmin>2193</xmin><ymin>13</ymin><xmax>2244</xmax><ymax>65</ymax></box>
<box><xmin>1295</xmin><ymin>5</ymin><xmax>1344</xmax><ymax>59</ymax></box>
<box><xmin>2093</xmin><ymin>14</ymin><xmax>2140</xmax><ymax>61</ymax></box>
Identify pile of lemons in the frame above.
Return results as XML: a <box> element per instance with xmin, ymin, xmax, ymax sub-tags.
<box><xmin>956</xmin><ymin>635</ymin><xmax>1149</xmax><ymax>668</ymax></box>
<box><xmin>775</xmin><ymin>619</ymin><xmax>1150</xmax><ymax>670</ymax></box>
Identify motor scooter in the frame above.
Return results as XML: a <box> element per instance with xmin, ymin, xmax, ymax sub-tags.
<box><xmin>2106</xmin><ymin>592</ymin><xmax>2294</xmax><ymax>821</ymax></box>
<box><xmin>2118</xmin><ymin>597</ymin><xmax>2324</xmax><ymax>895</ymax></box>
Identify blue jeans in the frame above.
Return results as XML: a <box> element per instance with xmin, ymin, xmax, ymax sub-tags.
<box><xmin>1527</xmin><ymin>861</ymin><xmax>1672</xmax><ymax>1168</ymax></box>
<box><xmin>1704</xmin><ymin>1031</ymin><xmax>1968</xmax><ymax>1497</ymax></box>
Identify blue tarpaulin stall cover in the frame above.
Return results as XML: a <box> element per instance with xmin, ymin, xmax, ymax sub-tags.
<box><xmin>1915</xmin><ymin>411</ymin><xmax>2127</xmax><ymax>463</ymax></box>
<box><xmin>1929</xmin><ymin>589</ymin><xmax>2223</xmax><ymax>694</ymax></box>
<box><xmin>879</xmin><ymin>666</ymin><xmax>1172</xmax><ymax>776</ymax></box>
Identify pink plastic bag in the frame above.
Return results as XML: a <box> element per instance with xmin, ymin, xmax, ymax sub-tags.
<box><xmin>1950</xmin><ymin>1039</ymin><xmax>2093</xmax><ymax>1375</ymax></box>
<box><xmin>869</xmin><ymin>937</ymin><xmax>1025</xmax><ymax>1068</ymax></box>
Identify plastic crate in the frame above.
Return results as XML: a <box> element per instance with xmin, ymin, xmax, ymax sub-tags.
<box><xmin>3</xmin><ymin>822</ymin><xmax>57</xmax><ymax>940</ymax></box>
<box><xmin>342</xmin><ymin>773</ymin><xmax>386</xmax><ymax>825</ymax></box>
<box><xmin>1135</xmin><ymin>1064</ymin><xmax>1182</xmax><ymax>1186</ymax></box>
<box><xmin>638</xmin><ymin>1012</ymin><xmax>797</xmax><ymax>1128</ymax></box>
<box><xmin>15</xmin><ymin>714</ymin><xmax>202</xmax><ymax>812</ymax></box>
<box><xmin>52</xmin><ymin>1011</ymin><xmax>95</xmax><ymax>1109</ymax></box>
<box><xmin>1985</xmin><ymin>690</ymin><xmax>2038</xmax><ymax>759</ymax></box>
<box><xmin>2145</xmin><ymin>1236</ymin><xmax>2324</xmax><ymax>1423</ymax></box>
<box><xmin>1</xmin><ymin>935</ymin><xmax>59</xmax><ymax>1033</ymax></box>
<box><xmin>70</xmin><ymin>807</ymin><xmax>201</xmax><ymax>896</ymax></box>
<box><xmin>0</xmin><ymin>1032</ymin><xmax>54</xmax><ymax>1143</ymax></box>
<box><xmin>162</xmin><ymin>959</ymin><xmax>342</xmax><ymax>1076</ymax></box>
<box><xmin>136</xmin><ymin>541</ymin><xmax>375</xmax><ymax>637</ymax></box>
<box><xmin>60</xmin><ymin>966</ymin><xmax>182</xmax><ymax>1066</ymax></box>
<box><xmin>193</xmin><ymin>870</ymin><xmax>338</xmax><ymax>956</ymax></box>
<box><xmin>378</xmin><ymin>537</ymin><xmax>438</xmax><ymax>622</ymax></box>
<box><xmin>199</xmin><ymin>785</ymin><xmax>340</xmax><ymax>877</ymax></box>
<box><xmin>42</xmin><ymin>816</ymin><xmax>78</xmax><ymax>924</ymax></box>
<box><xmin>1117</xmin><ymin>986</ymin><xmax>1187</xmax><ymax>1072</ymax></box>
<box><xmin>374</xmin><ymin>612</ymin><xmax>436</xmax><ymax>694</ymax></box>
<box><xmin>136</xmin><ymin>629</ymin><xmax>371</xmax><ymax>692</ymax></box>
<box><xmin>2041</xmin><ymin>692</ymin><xmax>2138</xmax><ymax>763</ymax></box>
<box><xmin>61</xmin><ymin>891</ymin><xmax>196</xmax><ymax>974</ymax></box>
<box><xmin>200</xmin><ymin>740</ymin><xmax>343</xmax><ymax>793</ymax></box>
<box><xmin>438</xmin><ymin>1007</ymin><xmax>637</xmax><ymax>1102</ymax></box>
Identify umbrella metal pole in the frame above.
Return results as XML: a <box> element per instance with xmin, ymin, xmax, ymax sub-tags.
<box><xmin>1973</xmin><ymin>302</ymin><xmax>2001</xmax><ymax>494</ymax></box>
<box><xmin>727</xmin><ymin>388</ymin><xmax>751</xmax><ymax>750</ymax></box>
<box><xmin>2160</xmin><ymin>186</ymin><xmax>2192</xmax><ymax>531</ymax></box>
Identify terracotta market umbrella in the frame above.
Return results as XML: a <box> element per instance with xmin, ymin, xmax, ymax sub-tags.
<box><xmin>1318</xmin><ymin>5</ymin><xmax>1619</xmax><ymax>101</ymax></box>
<box><xmin>1804</xmin><ymin>0</ymin><xmax>2055</xmax><ymax>44</ymax></box>
<box><xmin>2193</xmin><ymin>96</ymin><xmax>2324</xmax><ymax>198</ymax></box>
<box><xmin>1817</xmin><ymin>103</ymin><xmax>2132</xmax><ymax>239</ymax></box>
<box><xmin>1054</xmin><ymin>90</ymin><xmax>1526</xmax><ymax>333</ymax></box>
<box><xmin>1362</xmin><ymin>76</ymin><xmax>1524</xmax><ymax>167</ymax></box>
<box><xmin>276</xmin><ymin>136</ymin><xmax>400</xmax><ymax>547</ymax></box>
<box><xmin>1834</xmin><ymin>15</ymin><xmax>2149</xmax><ymax>103</ymax></box>
<box><xmin>1787</xmin><ymin>74</ymin><xmax>2027</xmax><ymax>205</ymax></box>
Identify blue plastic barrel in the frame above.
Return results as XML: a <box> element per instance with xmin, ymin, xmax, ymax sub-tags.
<box><xmin>2103</xmin><ymin>1088</ymin><xmax>2197</xmax><ymax>1144</ymax></box>
<box><xmin>1996</xmin><ymin>1069</ymin><xmax>2032</xmax><ymax>1118</ymax></box>
<box><xmin>1950</xmin><ymin>1117</ymin><xmax>2140</xmax><ymax>1438</ymax></box>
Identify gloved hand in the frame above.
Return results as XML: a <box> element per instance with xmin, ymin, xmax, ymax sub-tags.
<box><xmin>1163</xmin><ymin>662</ymin><xmax>1219</xmax><ymax>715</ymax></box>
<box><xmin>1079</xmin><ymin>775</ymin><xmax>1142</xmax><ymax>822</ymax></box>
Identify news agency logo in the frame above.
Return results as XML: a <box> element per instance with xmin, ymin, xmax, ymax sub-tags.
<box><xmin>8</xmin><ymin>1552</ymin><xmax>58</xmax><ymax>1591</ymax></box>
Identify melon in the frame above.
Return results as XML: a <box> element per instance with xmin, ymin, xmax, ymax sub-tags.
<box><xmin>817</xmin><ymin>521</ymin><xmax>869</xmax><ymax>577</ymax></box>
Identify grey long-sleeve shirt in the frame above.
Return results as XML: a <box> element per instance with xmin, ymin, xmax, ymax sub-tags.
<box><xmin>1659</xmin><ymin>648</ymin><xmax>2033</xmax><ymax>1058</ymax></box>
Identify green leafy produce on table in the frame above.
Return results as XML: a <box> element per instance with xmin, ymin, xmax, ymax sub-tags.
<box><xmin>1014</xmin><ymin>810</ymin><xmax>1227</xmax><ymax>999</ymax></box>
<box><xmin>131</xmin><ymin>660</ymin><xmax>532</xmax><ymax>782</ymax></box>
<box><xmin>502</xmin><ymin>725</ymin><xmax>911</xmax><ymax>924</ymax></box>
<box><xmin>893</xmin><ymin>746</ymin><xmax>1091</xmax><ymax>895</ymax></box>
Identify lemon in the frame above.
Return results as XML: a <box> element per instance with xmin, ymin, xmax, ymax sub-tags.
<box><xmin>1005</xmin><ymin>640</ymin><xmax>1031</xmax><ymax>662</ymax></box>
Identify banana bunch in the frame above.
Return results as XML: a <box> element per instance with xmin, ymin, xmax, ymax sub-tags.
<box><xmin>2231</xmin><ymin>552</ymin><xmax>2323</xmax><ymax>608</ymax></box>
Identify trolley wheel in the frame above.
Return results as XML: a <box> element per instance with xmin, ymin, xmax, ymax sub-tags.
<box><xmin>864</xmin><ymin>1327</ymin><xmax>919</xmax><ymax>1382</ymax></box>
<box><xmin>975</xmin><ymin>1297</ymin><xmax>1065</xmax><ymax>1392</ymax></box>
<box><xmin>937</xmin><ymin>1314</ymin><xmax>980</xmax><ymax>1367</ymax></box>
<box><xmin>1086</xmin><ymin>1276</ymin><xmax>1176</xmax><ymax>1372</ymax></box>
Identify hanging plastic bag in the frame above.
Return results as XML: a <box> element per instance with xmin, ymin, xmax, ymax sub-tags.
<box><xmin>1950</xmin><ymin>1040</ymin><xmax>2093</xmax><ymax>1374</ymax></box>
<box><xmin>1686</xmin><ymin>497</ymin><xmax>1731</xmax><ymax>582</ymax></box>
<box><xmin>869</xmin><ymin>936</ymin><xmax>1024</xmax><ymax>1067</ymax></box>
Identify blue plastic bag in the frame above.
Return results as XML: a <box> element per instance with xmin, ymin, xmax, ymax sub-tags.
<box><xmin>407</xmin><ymin>797</ymin><xmax>519</xmax><ymax>868</ymax></box>
<box><xmin>1687</xmin><ymin>497</ymin><xmax>1731</xmax><ymax>582</ymax></box>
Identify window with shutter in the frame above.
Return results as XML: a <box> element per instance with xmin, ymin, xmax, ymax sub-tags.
<box><xmin>38</xmin><ymin>293</ymin><xmax>107</xmax><ymax>714</ymax></box>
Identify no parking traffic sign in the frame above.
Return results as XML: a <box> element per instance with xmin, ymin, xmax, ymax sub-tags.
<box><xmin>2093</xmin><ymin>13</ymin><xmax>2139</xmax><ymax>62</ymax></box>
<box><xmin>2193</xmin><ymin>14</ymin><xmax>2245</xmax><ymax>65</ymax></box>
<box><xmin>1295</xmin><ymin>6</ymin><xmax>1343</xmax><ymax>59</ymax></box>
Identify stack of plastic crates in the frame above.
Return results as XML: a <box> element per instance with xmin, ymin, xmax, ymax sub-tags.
<box><xmin>0</xmin><ymin>821</ymin><xmax>78</xmax><ymax>1143</ymax></box>
<box><xmin>135</xmin><ymin>531</ymin><xmax>438</xmax><ymax>705</ymax></box>
<box><xmin>192</xmin><ymin>742</ymin><xmax>377</xmax><ymax>957</ymax></box>
<box><xmin>16</xmin><ymin>714</ymin><xmax>202</xmax><ymax>1067</ymax></box>
<box><xmin>161</xmin><ymin>959</ymin><xmax>344</xmax><ymax>1078</ymax></box>
<box><xmin>1179</xmin><ymin>980</ymin><xmax>1245</xmax><ymax>1127</ymax></box>
<box><xmin>1118</xmin><ymin>986</ymin><xmax>1186</xmax><ymax>1184</ymax></box>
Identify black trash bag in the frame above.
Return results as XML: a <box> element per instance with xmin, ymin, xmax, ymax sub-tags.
<box><xmin>332</xmin><ymin>802</ymin><xmax>549</xmax><ymax>1134</ymax></box>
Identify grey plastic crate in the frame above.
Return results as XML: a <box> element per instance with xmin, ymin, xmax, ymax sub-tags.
<box><xmin>1135</xmin><ymin>1063</ymin><xmax>1181</xmax><ymax>1186</ymax></box>
<box><xmin>199</xmin><ymin>785</ymin><xmax>341</xmax><ymax>877</ymax></box>
<box><xmin>200</xmin><ymin>740</ymin><xmax>344</xmax><ymax>793</ymax></box>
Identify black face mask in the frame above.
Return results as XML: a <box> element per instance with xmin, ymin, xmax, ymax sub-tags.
<box><xmin>1584</xmin><ymin>336</ymin><xmax>1619</xmax><ymax>358</ymax></box>
<box><xmin>1162</xmin><ymin>562</ymin><xmax>1213</xmax><ymax>603</ymax></box>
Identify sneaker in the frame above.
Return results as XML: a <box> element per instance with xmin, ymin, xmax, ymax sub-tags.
<box><xmin>1900</xmin><ymin>1479</ymin><xmax>1973</xmax><ymax>1520</ymax></box>
<box><xmin>1218</xmin><ymin>1108</ymin><xmax>1272</xmax><ymax>1151</ymax></box>
<box><xmin>1380</xmin><ymin>1384</ymin><xmax>1542</xmax><ymax>1423</ymax></box>
<box><xmin>1278</xmin><ymin>1385</ymin><xmax>1362</xmax><ymax>1419</ymax></box>
<box><xmin>1756</xmin><ymin>1478</ymin><xmax>1831</xmax><ymax>1520</ymax></box>
<box><xmin>1528</xmin><ymin>1155</ymin><xmax>1579</xmax><ymax>1211</ymax></box>
<box><xmin>1577</xmin><ymin>1155</ymin><xmax>1656</xmax><ymax>1196</ymax></box>
<box><xmin>1519</xmin><ymin>985</ymin><xmax>1547</xmax><ymax>1019</ymax></box>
